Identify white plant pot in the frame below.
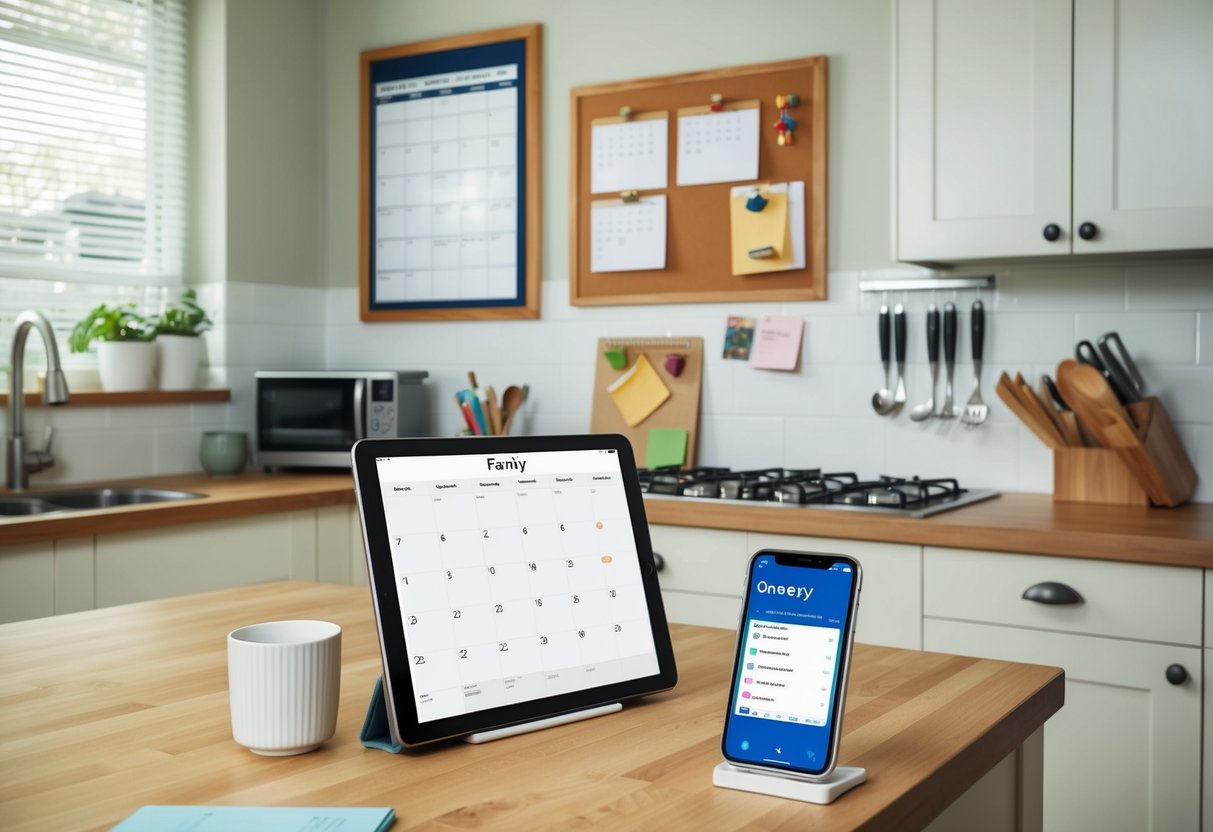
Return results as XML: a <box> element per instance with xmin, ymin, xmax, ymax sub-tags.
<box><xmin>156</xmin><ymin>334</ymin><xmax>201</xmax><ymax>390</ymax></box>
<box><xmin>97</xmin><ymin>340</ymin><xmax>156</xmax><ymax>391</ymax></box>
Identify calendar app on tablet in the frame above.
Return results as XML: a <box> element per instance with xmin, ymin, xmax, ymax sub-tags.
<box><xmin>375</xmin><ymin>448</ymin><xmax>661</xmax><ymax>723</ymax></box>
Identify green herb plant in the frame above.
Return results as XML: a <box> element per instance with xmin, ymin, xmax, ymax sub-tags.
<box><xmin>69</xmin><ymin>304</ymin><xmax>154</xmax><ymax>353</ymax></box>
<box><xmin>155</xmin><ymin>289</ymin><xmax>213</xmax><ymax>337</ymax></box>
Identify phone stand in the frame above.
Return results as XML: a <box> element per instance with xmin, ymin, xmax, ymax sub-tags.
<box><xmin>712</xmin><ymin>762</ymin><xmax>866</xmax><ymax>804</ymax></box>
<box><xmin>360</xmin><ymin>676</ymin><xmax>622</xmax><ymax>752</ymax></box>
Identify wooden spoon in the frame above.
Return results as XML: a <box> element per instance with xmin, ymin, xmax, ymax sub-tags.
<box><xmin>500</xmin><ymin>385</ymin><xmax>524</xmax><ymax>435</ymax></box>
<box><xmin>1055</xmin><ymin>360</ymin><xmax>1134</xmax><ymax>447</ymax></box>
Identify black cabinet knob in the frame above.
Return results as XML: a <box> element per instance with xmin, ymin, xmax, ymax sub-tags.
<box><xmin>1078</xmin><ymin>222</ymin><xmax>1098</xmax><ymax>241</ymax></box>
<box><xmin>1166</xmin><ymin>664</ymin><xmax>1189</xmax><ymax>686</ymax></box>
<box><xmin>652</xmin><ymin>552</ymin><xmax>665</xmax><ymax>572</ymax></box>
<box><xmin>1022</xmin><ymin>581</ymin><xmax>1084</xmax><ymax>605</ymax></box>
<box><xmin>1043</xmin><ymin>223</ymin><xmax>1061</xmax><ymax>242</ymax></box>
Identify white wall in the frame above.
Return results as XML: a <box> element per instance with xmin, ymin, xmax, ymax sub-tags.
<box><xmin>318</xmin><ymin>0</ymin><xmax>1213</xmax><ymax>501</ymax></box>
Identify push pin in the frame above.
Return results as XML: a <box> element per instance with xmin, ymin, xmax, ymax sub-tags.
<box><xmin>709</xmin><ymin>93</ymin><xmax>724</xmax><ymax>112</ymax></box>
<box><xmin>619</xmin><ymin>105</ymin><xmax>633</xmax><ymax>121</ymax></box>
<box><xmin>774</xmin><ymin>93</ymin><xmax>799</xmax><ymax>146</ymax></box>
<box><xmin>745</xmin><ymin>192</ymin><xmax>768</xmax><ymax>212</ymax></box>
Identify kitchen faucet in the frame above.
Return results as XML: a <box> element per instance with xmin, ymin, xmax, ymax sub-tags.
<box><xmin>6</xmin><ymin>311</ymin><xmax>70</xmax><ymax>490</ymax></box>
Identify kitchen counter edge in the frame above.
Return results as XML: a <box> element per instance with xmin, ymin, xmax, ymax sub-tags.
<box><xmin>3</xmin><ymin>473</ymin><xmax>1211</xmax><ymax>567</ymax></box>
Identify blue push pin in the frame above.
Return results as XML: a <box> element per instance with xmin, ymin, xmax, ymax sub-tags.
<box><xmin>745</xmin><ymin>193</ymin><xmax>768</xmax><ymax>212</ymax></box>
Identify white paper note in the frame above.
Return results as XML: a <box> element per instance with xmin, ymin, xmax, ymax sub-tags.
<box><xmin>591</xmin><ymin>116</ymin><xmax>669</xmax><ymax>194</ymax></box>
<box><xmin>591</xmin><ymin>196</ymin><xmax>667</xmax><ymax>273</ymax></box>
<box><xmin>676</xmin><ymin>106</ymin><xmax>760</xmax><ymax>186</ymax></box>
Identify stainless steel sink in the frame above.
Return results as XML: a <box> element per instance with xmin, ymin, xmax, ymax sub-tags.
<box><xmin>1</xmin><ymin>487</ymin><xmax>204</xmax><ymax>516</ymax></box>
<box><xmin>0</xmin><ymin>496</ymin><xmax>64</xmax><ymax>516</ymax></box>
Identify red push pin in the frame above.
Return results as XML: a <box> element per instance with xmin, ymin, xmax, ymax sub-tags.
<box><xmin>710</xmin><ymin>93</ymin><xmax>724</xmax><ymax>112</ymax></box>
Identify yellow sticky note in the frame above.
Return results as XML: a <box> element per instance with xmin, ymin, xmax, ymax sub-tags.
<box><xmin>607</xmin><ymin>354</ymin><xmax>671</xmax><ymax>427</ymax></box>
<box><xmin>730</xmin><ymin>185</ymin><xmax>793</xmax><ymax>276</ymax></box>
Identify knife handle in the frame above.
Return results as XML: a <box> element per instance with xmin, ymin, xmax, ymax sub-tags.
<box><xmin>943</xmin><ymin>302</ymin><xmax>956</xmax><ymax>363</ymax></box>
<box><xmin>878</xmin><ymin>305</ymin><xmax>891</xmax><ymax>363</ymax></box>
<box><xmin>926</xmin><ymin>305</ymin><xmax>939</xmax><ymax>362</ymax></box>
<box><xmin>971</xmin><ymin>300</ymin><xmax>985</xmax><ymax>361</ymax></box>
<box><xmin>893</xmin><ymin>304</ymin><xmax>907</xmax><ymax>362</ymax></box>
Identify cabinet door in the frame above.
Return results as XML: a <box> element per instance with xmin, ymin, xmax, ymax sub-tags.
<box><xmin>1073</xmin><ymin>0</ymin><xmax>1213</xmax><ymax>253</ymax></box>
<box><xmin>927</xmin><ymin>619</ymin><xmax>1200</xmax><ymax>832</ymax></box>
<box><xmin>897</xmin><ymin>0</ymin><xmax>1073</xmax><ymax>261</ymax></box>
<box><xmin>647</xmin><ymin>525</ymin><xmax>748</xmax><ymax>628</ymax></box>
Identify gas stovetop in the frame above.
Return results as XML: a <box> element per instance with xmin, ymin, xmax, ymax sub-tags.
<box><xmin>637</xmin><ymin>467</ymin><xmax>999</xmax><ymax>518</ymax></box>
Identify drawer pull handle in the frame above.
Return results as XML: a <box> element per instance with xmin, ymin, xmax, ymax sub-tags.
<box><xmin>652</xmin><ymin>552</ymin><xmax>665</xmax><ymax>573</ymax></box>
<box><xmin>1022</xmin><ymin>582</ymin><xmax>1084</xmax><ymax>605</ymax></box>
<box><xmin>1166</xmin><ymin>664</ymin><xmax>1188</xmax><ymax>686</ymax></box>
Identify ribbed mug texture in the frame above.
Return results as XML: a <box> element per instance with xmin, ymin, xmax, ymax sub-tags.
<box><xmin>227</xmin><ymin>620</ymin><xmax>341</xmax><ymax>755</ymax></box>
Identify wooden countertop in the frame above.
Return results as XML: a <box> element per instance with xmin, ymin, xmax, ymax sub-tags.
<box><xmin>4</xmin><ymin>471</ymin><xmax>1211</xmax><ymax>566</ymax></box>
<box><xmin>0</xmin><ymin>581</ymin><xmax>1064</xmax><ymax>831</ymax></box>
<box><xmin>644</xmin><ymin>493</ymin><xmax>1213</xmax><ymax>568</ymax></box>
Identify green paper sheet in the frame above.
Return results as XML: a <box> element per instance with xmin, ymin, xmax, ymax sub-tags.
<box><xmin>646</xmin><ymin>427</ymin><xmax>688</xmax><ymax>468</ymax></box>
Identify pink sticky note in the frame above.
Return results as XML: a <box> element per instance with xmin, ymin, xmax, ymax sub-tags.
<box><xmin>748</xmin><ymin>315</ymin><xmax>805</xmax><ymax>371</ymax></box>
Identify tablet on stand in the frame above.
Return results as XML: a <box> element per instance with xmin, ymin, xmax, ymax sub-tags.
<box><xmin>352</xmin><ymin>434</ymin><xmax>678</xmax><ymax>749</ymax></box>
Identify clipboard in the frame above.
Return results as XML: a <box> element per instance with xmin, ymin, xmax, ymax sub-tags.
<box><xmin>590</xmin><ymin>337</ymin><xmax>703</xmax><ymax>468</ymax></box>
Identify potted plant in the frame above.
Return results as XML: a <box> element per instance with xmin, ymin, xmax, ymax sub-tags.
<box><xmin>153</xmin><ymin>289</ymin><xmax>213</xmax><ymax>390</ymax></box>
<box><xmin>69</xmin><ymin>303</ymin><xmax>156</xmax><ymax>391</ymax></box>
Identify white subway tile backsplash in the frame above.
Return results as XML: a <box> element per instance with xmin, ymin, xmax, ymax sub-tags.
<box><xmin>7</xmin><ymin>266</ymin><xmax>1210</xmax><ymax>502</ymax></box>
<box><xmin>1126</xmin><ymin>262</ymin><xmax>1213</xmax><ymax>310</ymax></box>
<box><xmin>995</xmin><ymin>265</ymin><xmax>1126</xmax><ymax>311</ymax></box>
<box><xmin>1074</xmin><ymin>313</ymin><xmax>1197</xmax><ymax>365</ymax></box>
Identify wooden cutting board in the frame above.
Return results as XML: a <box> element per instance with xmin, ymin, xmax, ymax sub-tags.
<box><xmin>589</xmin><ymin>337</ymin><xmax>703</xmax><ymax>468</ymax></box>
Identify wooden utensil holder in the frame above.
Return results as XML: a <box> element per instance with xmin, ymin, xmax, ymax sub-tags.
<box><xmin>1053</xmin><ymin>398</ymin><xmax>1197</xmax><ymax>507</ymax></box>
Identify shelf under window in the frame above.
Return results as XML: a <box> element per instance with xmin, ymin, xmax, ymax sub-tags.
<box><xmin>0</xmin><ymin>389</ymin><xmax>231</xmax><ymax>408</ymax></box>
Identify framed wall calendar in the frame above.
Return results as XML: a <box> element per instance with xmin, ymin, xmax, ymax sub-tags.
<box><xmin>360</xmin><ymin>24</ymin><xmax>541</xmax><ymax>321</ymax></box>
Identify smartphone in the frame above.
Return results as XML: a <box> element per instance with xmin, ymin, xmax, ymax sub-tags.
<box><xmin>721</xmin><ymin>550</ymin><xmax>862</xmax><ymax>780</ymax></box>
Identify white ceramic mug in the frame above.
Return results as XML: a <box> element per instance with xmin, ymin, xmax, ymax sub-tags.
<box><xmin>227</xmin><ymin>620</ymin><xmax>342</xmax><ymax>756</ymax></box>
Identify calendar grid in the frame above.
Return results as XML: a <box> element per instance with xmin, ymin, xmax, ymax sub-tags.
<box><xmin>382</xmin><ymin>466</ymin><xmax>659</xmax><ymax>723</ymax></box>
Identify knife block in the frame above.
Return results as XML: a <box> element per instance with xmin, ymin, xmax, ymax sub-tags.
<box><xmin>1053</xmin><ymin>398</ymin><xmax>1197</xmax><ymax>507</ymax></box>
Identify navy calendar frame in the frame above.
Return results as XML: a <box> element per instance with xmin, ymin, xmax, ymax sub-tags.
<box><xmin>360</xmin><ymin>25</ymin><xmax>541</xmax><ymax>321</ymax></box>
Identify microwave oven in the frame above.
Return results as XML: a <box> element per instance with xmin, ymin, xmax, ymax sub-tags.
<box><xmin>254</xmin><ymin>370</ymin><xmax>428</xmax><ymax>469</ymax></box>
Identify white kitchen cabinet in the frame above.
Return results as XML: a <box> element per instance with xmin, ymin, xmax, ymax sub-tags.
<box><xmin>925</xmin><ymin>547</ymin><xmax>1202</xmax><ymax>832</ymax></box>
<box><xmin>0</xmin><ymin>506</ymin><xmax>368</xmax><ymax>622</ymax></box>
<box><xmin>648</xmin><ymin>525</ymin><xmax>922</xmax><ymax>649</ymax></box>
<box><xmin>896</xmin><ymin>0</ymin><xmax>1213</xmax><ymax>263</ymax></box>
<box><xmin>94</xmin><ymin>511</ymin><xmax>319</xmax><ymax>607</ymax></box>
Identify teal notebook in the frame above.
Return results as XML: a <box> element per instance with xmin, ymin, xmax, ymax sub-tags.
<box><xmin>111</xmin><ymin>805</ymin><xmax>395</xmax><ymax>831</ymax></box>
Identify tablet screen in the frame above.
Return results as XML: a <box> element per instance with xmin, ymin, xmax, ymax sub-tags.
<box><xmin>354</xmin><ymin>434</ymin><xmax>677</xmax><ymax>746</ymax></box>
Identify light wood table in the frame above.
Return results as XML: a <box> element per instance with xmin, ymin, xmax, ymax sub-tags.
<box><xmin>0</xmin><ymin>582</ymin><xmax>1063</xmax><ymax>831</ymax></box>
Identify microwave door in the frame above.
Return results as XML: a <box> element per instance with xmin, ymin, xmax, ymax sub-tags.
<box><xmin>257</xmin><ymin>378</ymin><xmax>359</xmax><ymax>453</ymax></box>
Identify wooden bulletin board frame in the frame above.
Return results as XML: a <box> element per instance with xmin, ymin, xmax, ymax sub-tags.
<box><xmin>569</xmin><ymin>56</ymin><xmax>828</xmax><ymax>306</ymax></box>
<box><xmin>360</xmin><ymin>24</ymin><xmax>541</xmax><ymax>321</ymax></box>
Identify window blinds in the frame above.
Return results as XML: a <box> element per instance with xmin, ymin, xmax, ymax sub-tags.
<box><xmin>0</xmin><ymin>0</ymin><xmax>187</xmax><ymax>284</ymax></box>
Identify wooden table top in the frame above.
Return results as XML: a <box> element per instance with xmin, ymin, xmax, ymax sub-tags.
<box><xmin>0</xmin><ymin>581</ymin><xmax>1063</xmax><ymax>831</ymax></box>
<box><xmin>4</xmin><ymin>471</ymin><xmax>1211</xmax><ymax>566</ymax></box>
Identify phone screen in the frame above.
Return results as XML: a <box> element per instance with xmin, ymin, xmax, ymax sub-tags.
<box><xmin>721</xmin><ymin>551</ymin><xmax>861</xmax><ymax>777</ymax></box>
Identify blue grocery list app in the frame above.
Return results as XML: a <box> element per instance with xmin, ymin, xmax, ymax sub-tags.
<box><xmin>722</xmin><ymin>553</ymin><xmax>857</xmax><ymax>774</ymax></box>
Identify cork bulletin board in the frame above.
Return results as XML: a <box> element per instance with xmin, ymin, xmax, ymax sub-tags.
<box><xmin>569</xmin><ymin>56</ymin><xmax>828</xmax><ymax>307</ymax></box>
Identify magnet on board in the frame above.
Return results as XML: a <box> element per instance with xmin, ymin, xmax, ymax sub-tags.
<box><xmin>664</xmin><ymin>354</ymin><xmax>686</xmax><ymax>377</ymax></box>
<box><xmin>619</xmin><ymin>106</ymin><xmax>633</xmax><ymax>121</ymax></box>
<box><xmin>605</xmin><ymin>347</ymin><xmax>628</xmax><ymax>370</ymax></box>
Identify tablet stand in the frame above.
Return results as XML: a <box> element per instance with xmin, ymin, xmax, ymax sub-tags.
<box><xmin>360</xmin><ymin>676</ymin><xmax>622</xmax><ymax>752</ymax></box>
<box><xmin>712</xmin><ymin>762</ymin><xmax>866</xmax><ymax>804</ymax></box>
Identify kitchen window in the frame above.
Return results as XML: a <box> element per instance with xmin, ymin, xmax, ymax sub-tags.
<box><xmin>0</xmin><ymin>0</ymin><xmax>187</xmax><ymax>287</ymax></box>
